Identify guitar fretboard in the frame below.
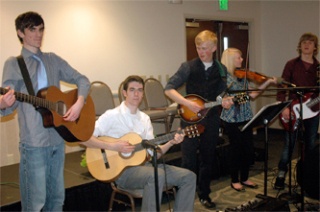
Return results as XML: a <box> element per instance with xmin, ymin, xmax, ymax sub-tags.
<box><xmin>204</xmin><ymin>94</ymin><xmax>249</xmax><ymax>108</ymax></box>
<box><xmin>0</xmin><ymin>87</ymin><xmax>56</xmax><ymax>111</ymax></box>
<box><xmin>308</xmin><ymin>96</ymin><xmax>320</xmax><ymax>108</ymax></box>
<box><xmin>132</xmin><ymin>132</ymin><xmax>176</xmax><ymax>152</ymax></box>
<box><xmin>131</xmin><ymin>125</ymin><xmax>203</xmax><ymax>153</ymax></box>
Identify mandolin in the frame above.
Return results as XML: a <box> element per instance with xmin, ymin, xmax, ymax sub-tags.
<box><xmin>178</xmin><ymin>93</ymin><xmax>250</xmax><ymax>123</ymax></box>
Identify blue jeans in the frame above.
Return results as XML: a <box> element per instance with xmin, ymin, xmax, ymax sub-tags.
<box><xmin>278</xmin><ymin>115</ymin><xmax>319</xmax><ymax>172</ymax></box>
<box><xmin>19</xmin><ymin>142</ymin><xmax>65</xmax><ymax>211</ymax></box>
<box><xmin>116</xmin><ymin>162</ymin><xmax>196</xmax><ymax>211</ymax></box>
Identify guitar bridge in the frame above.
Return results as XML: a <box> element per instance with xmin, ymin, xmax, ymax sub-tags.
<box><xmin>100</xmin><ymin>149</ymin><xmax>110</xmax><ymax>169</ymax></box>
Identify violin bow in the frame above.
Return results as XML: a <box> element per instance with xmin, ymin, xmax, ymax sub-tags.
<box><xmin>244</xmin><ymin>42</ymin><xmax>250</xmax><ymax>91</ymax></box>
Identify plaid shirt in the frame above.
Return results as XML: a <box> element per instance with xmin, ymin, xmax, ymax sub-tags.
<box><xmin>220</xmin><ymin>75</ymin><xmax>253</xmax><ymax>123</ymax></box>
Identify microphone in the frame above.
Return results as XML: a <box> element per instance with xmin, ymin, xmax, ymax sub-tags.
<box><xmin>141</xmin><ymin>139</ymin><xmax>159</xmax><ymax>149</ymax></box>
<box><xmin>277</xmin><ymin>78</ymin><xmax>296</xmax><ymax>87</ymax></box>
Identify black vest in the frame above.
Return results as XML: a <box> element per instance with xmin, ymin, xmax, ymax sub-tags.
<box><xmin>186</xmin><ymin>58</ymin><xmax>227</xmax><ymax>101</ymax></box>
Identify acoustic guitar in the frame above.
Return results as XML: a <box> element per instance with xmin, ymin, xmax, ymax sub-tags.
<box><xmin>178</xmin><ymin>93</ymin><xmax>250</xmax><ymax>123</ymax></box>
<box><xmin>86</xmin><ymin>124</ymin><xmax>205</xmax><ymax>182</ymax></box>
<box><xmin>280</xmin><ymin>92</ymin><xmax>320</xmax><ymax>131</ymax></box>
<box><xmin>0</xmin><ymin>86</ymin><xmax>95</xmax><ymax>142</ymax></box>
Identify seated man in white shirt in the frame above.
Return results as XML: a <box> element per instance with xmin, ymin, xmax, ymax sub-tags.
<box><xmin>82</xmin><ymin>75</ymin><xmax>196</xmax><ymax>211</ymax></box>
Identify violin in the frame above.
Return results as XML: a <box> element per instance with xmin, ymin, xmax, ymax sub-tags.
<box><xmin>234</xmin><ymin>69</ymin><xmax>273</xmax><ymax>84</ymax></box>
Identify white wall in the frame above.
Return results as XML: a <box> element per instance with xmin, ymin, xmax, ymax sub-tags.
<box><xmin>257</xmin><ymin>1</ymin><xmax>319</xmax><ymax>128</ymax></box>
<box><xmin>1</xmin><ymin>0</ymin><xmax>319</xmax><ymax>166</ymax></box>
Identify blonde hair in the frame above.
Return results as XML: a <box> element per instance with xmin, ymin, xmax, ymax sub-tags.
<box><xmin>195</xmin><ymin>30</ymin><xmax>217</xmax><ymax>46</ymax></box>
<box><xmin>221</xmin><ymin>48</ymin><xmax>242</xmax><ymax>75</ymax></box>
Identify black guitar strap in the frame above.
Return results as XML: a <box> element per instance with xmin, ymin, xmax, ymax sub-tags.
<box><xmin>215</xmin><ymin>59</ymin><xmax>227</xmax><ymax>83</ymax></box>
<box><xmin>16</xmin><ymin>55</ymin><xmax>35</xmax><ymax>96</ymax></box>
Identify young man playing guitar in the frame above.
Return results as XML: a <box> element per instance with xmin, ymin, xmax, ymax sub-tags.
<box><xmin>275</xmin><ymin>33</ymin><xmax>320</xmax><ymax>190</ymax></box>
<box><xmin>0</xmin><ymin>12</ymin><xmax>90</xmax><ymax>211</ymax></box>
<box><xmin>82</xmin><ymin>75</ymin><xmax>197</xmax><ymax>211</ymax></box>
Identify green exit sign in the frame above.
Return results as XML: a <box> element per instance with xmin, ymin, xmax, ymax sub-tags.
<box><xmin>219</xmin><ymin>0</ymin><xmax>228</xmax><ymax>11</ymax></box>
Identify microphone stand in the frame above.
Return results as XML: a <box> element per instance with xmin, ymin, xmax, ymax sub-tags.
<box><xmin>227</xmin><ymin>86</ymin><xmax>319</xmax><ymax>94</ymax></box>
<box><xmin>151</xmin><ymin>146</ymin><xmax>160</xmax><ymax>212</ymax></box>
<box><xmin>296</xmin><ymin>91</ymin><xmax>305</xmax><ymax>211</ymax></box>
<box><xmin>229</xmin><ymin>86</ymin><xmax>318</xmax><ymax>211</ymax></box>
<box><xmin>272</xmin><ymin>90</ymin><xmax>306</xmax><ymax>211</ymax></box>
<box><xmin>278</xmin><ymin>95</ymin><xmax>301</xmax><ymax>204</ymax></box>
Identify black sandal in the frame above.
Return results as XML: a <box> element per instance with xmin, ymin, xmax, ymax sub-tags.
<box><xmin>241</xmin><ymin>182</ymin><xmax>258</xmax><ymax>189</ymax></box>
<box><xmin>231</xmin><ymin>183</ymin><xmax>245</xmax><ymax>192</ymax></box>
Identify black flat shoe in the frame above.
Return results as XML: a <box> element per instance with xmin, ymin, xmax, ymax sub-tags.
<box><xmin>241</xmin><ymin>182</ymin><xmax>258</xmax><ymax>189</ymax></box>
<box><xmin>231</xmin><ymin>183</ymin><xmax>245</xmax><ymax>192</ymax></box>
<box><xmin>200</xmin><ymin>198</ymin><xmax>216</xmax><ymax>209</ymax></box>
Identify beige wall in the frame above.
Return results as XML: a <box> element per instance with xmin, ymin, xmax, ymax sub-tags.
<box><xmin>1</xmin><ymin>0</ymin><xmax>319</xmax><ymax>166</ymax></box>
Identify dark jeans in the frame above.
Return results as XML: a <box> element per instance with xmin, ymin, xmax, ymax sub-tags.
<box><xmin>223</xmin><ymin>121</ymin><xmax>254</xmax><ymax>183</ymax></box>
<box><xmin>180</xmin><ymin>111</ymin><xmax>220</xmax><ymax>200</ymax></box>
<box><xmin>278</xmin><ymin>115</ymin><xmax>319</xmax><ymax>172</ymax></box>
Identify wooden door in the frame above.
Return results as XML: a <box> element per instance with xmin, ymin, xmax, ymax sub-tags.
<box><xmin>186</xmin><ymin>19</ymin><xmax>249</xmax><ymax>67</ymax></box>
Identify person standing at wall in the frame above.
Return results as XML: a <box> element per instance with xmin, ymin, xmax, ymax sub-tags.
<box><xmin>164</xmin><ymin>30</ymin><xmax>233</xmax><ymax>209</ymax></box>
<box><xmin>220</xmin><ymin>48</ymin><xmax>277</xmax><ymax>192</ymax></box>
<box><xmin>0</xmin><ymin>11</ymin><xmax>90</xmax><ymax>211</ymax></box>
<box><xmin>274</xmin><ymin>33</ymin><xmax>319</xmax><ymax>190</ymax></box>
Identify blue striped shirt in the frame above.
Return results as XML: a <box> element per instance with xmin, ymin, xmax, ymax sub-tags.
<box><xmin>220</xmin><ymin>75</ymin><xmax>253</xmax><ymax>123</ymax></box>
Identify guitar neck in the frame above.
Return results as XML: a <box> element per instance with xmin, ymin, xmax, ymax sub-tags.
<box><xmin>0</xmin><ymin>87</ymin><xmax>53</xmax><ymax>110</ymax></box>
<box><xmin>205</xmin><ymin>94</ymin><xmax>249</xmax><ymax>109</ymax></box>
<box><xmin>133</xmin><ymin>129</ymin><xmax>189</xmax><ymax>151</ymax></box>
<box><xmin>204</xmin><ymin>101</ymin><xmax>221</xmax><ymax>109</ymax></box>
<box><xmin>133</xmin><ymin>132</ymin><xmax>175</xmax><ymax>152</ymax></box>
<box><xmin>308</xmin><ymin>96</ymin><xmax>320</xmax><ymax>108</ymax></box>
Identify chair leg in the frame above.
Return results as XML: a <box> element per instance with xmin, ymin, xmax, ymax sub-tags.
<box><xmin>128</xmin><ymin>195</ymin><xmax>136</xmax><ymax>212</ymax></box>
<box><xmin>172</xmin><ymin>187</ymin><xmax>177</xmax><ymax>199</ymax></box>
<box><xmin>164</xmin><ymin>117</ymin><xmax>171</xmax><ymax>134</ymax></box>
<box><xmin>167</xmin><ymin>115</ymin><xmax>175</xmax><ymax>133</ymax></box>
<box><xmin>108</xmin><ymin>191</ymin><xmax>116</xmax><ymax>212</ymax></box>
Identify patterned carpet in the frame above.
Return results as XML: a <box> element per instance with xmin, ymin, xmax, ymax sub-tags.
<box><xmin>132</xmin><ymin>129</ymin><xmax>320</xmax><ymax>211</ymax></box>
<box><xmin>157</xmin><ymin>159</ymin><xmax>319</xmax><ymax>212</ymax></box>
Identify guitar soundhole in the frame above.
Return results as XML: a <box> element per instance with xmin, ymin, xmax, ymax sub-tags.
<box><xmin>120</xmin><ymin>152</ymin><xmax>133</xmax><ymax>159</ymax></box>
<box><xmin>56</xmin><ymin>101</ymin><xmax>67</xmax><ymax>116</ymax></box>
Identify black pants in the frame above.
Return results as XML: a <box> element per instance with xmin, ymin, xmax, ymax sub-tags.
<box><xmin>180</xmin><ymin>112</ymin><xmax>220</xmax><ymax>200</ymax></box>
<box><xmin>223</xmin><ymin>120</ymin><xmax>254</xmax><ymax>183</ymax></box>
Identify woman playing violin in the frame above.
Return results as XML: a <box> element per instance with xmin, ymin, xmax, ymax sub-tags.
<box><xmin>220</xmin><ymin>48</ymin><xmax>277</xmax><ymax>192</ymax></box>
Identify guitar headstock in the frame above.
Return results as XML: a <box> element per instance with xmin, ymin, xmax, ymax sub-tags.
<box><xmin>184</xmin><ymin>124</ymin><xmax>205</xmax><ymax>138</ymax></box>
<box><xmin>234</xmin><ymin>93</ymin><xmax>250</xmax><ymax>104</ymax></box>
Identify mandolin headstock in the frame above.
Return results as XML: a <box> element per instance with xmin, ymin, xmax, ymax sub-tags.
<box><xmin>234</xmin><ymin>93</ymin><xmax>250</xmax><ymax>104</ymax></box>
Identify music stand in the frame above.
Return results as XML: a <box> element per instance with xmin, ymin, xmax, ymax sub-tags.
<box><xmin>240</xmin><ymin>101</ymin><xmax>292</xmax><ymax>196</ymax></box>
